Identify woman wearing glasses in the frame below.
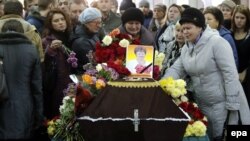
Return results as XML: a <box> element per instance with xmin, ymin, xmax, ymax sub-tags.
<box><xmin>70</xmin><ymin>7</ymin><xmax>102</xmax><ymax>74</ymax></box>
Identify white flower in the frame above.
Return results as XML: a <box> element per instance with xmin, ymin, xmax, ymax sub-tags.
<box><xmin>180</xmin><ymin>95</ymin><xmax>188</xmax><ymax>102</ymax></box>
<box><xmin>102</xmin><ymin>63</ymin><xmax>107</xmax><ymax>66</ymax></box>
<box><xmin>62</xmin><ymin>96</ymin><xmax>70</xmax><ymax>104</ymax></box>
<box><xmin>119</xmin><ymin>39</ymin><xmax>130</xmax><ymax>48</ymax></box>
<box><xmin>102</xmin><ymin>35</ymin><xmax>112</xmax><ymax>46</ymax></box>
<box><xmin>59</xmin><ymin>105</ymin><xmax>65</xmax><ymax>113</ymax></box>
<box><xmin>96</xmin><ymin>64</ymin><xmax>102</xmax><ymax>72</ymax></box>
<box><xmin>193</xmin><ymin>103</ymin><xmax>198</xmax><ymax>107</ymax></box>
<box><xmin>203</xmin><ymin>116</ymin><xmax>208</xmax><ymax>121</ymax></box>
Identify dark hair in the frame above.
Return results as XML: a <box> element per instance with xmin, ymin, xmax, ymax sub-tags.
<box><xmin>203</xmin><ymin>6</ymin><xmax>224</xmax><ymax>29</ymax></box>
<box><xmin>181</xmin><ymin>4</ymin><xmax>191</xmax><ymax>10</ymax></box>
<box><xmin>42</xmin><ymin>8</ymin><xmax>72</xmax><ymax>37</ymax></box>
<box><xmin>119</xmin><ymin>0</ymin><xmax>135</xmax><ymax>11</ymax></box>
<box><xmin>38</xmin><ymin>0</ymin><xmax>54</xmax><ymax>10</ymax></box>
<box><xmin>134</xmin><ymin>46</ymin><xmax>146</xmax><ymax>54</ymax></box>
<box><xmin>231</xmin><ymin>5</ymin><xmax>250</xmax><ymax>32</ymax></box>
<box><xmin>4</xmin><ymin>0</ymin><xmax>23</xmax><ymax>16</ymax></box>
<box><xmin>2</xmin><ymin>19</ymin><xmax>24</xmax><ymax>33</ymax></box>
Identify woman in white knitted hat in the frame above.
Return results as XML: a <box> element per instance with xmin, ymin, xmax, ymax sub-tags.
<box><xmin>70</xmin><ymin>7</ymin><xmax>102</xmax><ymax>74</ymax></box>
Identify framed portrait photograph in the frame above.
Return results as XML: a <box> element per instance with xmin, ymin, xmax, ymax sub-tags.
<box><xmin>126</xmin><ymin>45</ymin><xmax>154</xmax><ymax>78</ymax></box>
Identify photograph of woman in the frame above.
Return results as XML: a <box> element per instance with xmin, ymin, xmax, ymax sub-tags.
<box><xmin>126</xmin><ymin>45</ymin><xmax>153</xmax><ymax>77</ymax></box>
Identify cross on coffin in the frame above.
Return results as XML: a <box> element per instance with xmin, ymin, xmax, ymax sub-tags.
<box><xmin>133</xmin><ymin>109</ymin><xmax>140</xmax><ymax>132</ymax></box>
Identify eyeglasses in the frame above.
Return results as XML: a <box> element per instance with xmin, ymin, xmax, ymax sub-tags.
<box><xmin>90</xmin><ymin>20</ymin><xmax>102</xmax><ymax>26</ymax></box>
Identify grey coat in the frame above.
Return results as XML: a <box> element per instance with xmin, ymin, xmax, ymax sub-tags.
<box><xmin>163</xmin><ymin>27</ymin><xmax>250</xmax><ymax>138</ymax></box>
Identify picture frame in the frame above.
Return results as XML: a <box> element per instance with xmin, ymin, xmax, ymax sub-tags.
<box><xmin>126</xmin><ymin>45</ymin><xmax>154</xmax><ymax>78</ymax></box>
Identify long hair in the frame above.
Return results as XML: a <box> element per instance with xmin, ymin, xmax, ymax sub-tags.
<box><xmin>42</xmin><ymin>8</ymin><xmax>72</xmax><ymax>37</ymax></box>
<box><xmin>231</xmin><ymin>5</ymin><xmax>250</xmax><ymax>32</ymax></box>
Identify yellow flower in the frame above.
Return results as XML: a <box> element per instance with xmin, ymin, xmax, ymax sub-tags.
<box><xmin>171</xmin><ymin>88</ymin><xmax>181</xmax><ymax>98</ymax></box>
<box><xmin>179</xmin><ymin>87</ymin><xmax>187</xmax><ymax>95</ymax></box>
<box><xmin>47</xmin><ymin>126</ymin><xmax>55</xmax><ymax>136</ymax></box>
<box><xmin>154</xmin><ymin>51</ymin><xmax>165</xmax><ymax>69</ymax></box>
<box><xmin>192</xmin><ymin>121</ymin><xmax>207</xmax><ymax>136</ymax></box>
<box><xmin>47</xmin><ymin>120</ymin><xmax>54</xmax><ymax>126</ymax></box>
<box><xmin>184</xmin><ymin>124</ymin><xmax>193</xmax><ymax>137</ymax></box>
<box><xmin>82</xmin><ymin>74</ymin><xmax>93</xmax><ymax>84</ymax></box>
<box><xmin>159</xmin><ymin>77</ymin><xmax>175</xmax><ymax>93</ymax></box>
<box><xmin>175</xmin><ymin>79</ymin><xmax>186</xmax><ymax>88</ymax></box>
<box><xmin>96</xmin><ymin>79</ymin><xmax>106</xmax><ymax>89</ymax></box>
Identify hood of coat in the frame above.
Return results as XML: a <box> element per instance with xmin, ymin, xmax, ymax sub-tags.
<box><xmin>219</xmin><ymin>26</ymin><xmax>232</xmax><ymax>37</ymax></box>
<box><xmin>0</xmin><ymin>32</ymin><xmax>32</xmax><ymax>45</ymax></box>
<box><xmin>0</xmin><ymin>15</ymin><xmax>39</xmax><ymax>38</ymax></box>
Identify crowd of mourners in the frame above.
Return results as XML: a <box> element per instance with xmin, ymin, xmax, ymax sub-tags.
<box><xmin>0</xmin><ymin>0</ymin><xmax>250</xmax><ymax>141</ymax></box>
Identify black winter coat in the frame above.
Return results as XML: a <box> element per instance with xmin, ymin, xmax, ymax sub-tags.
<box><xmin>70</xmin><ymin>25</ymin><xmax>100</xmax><ymax>74</ymax></box>
<box><xmin>0</xmin><ymin>33</ymin><xmax>43</xmax><ymax>139</ymax></box>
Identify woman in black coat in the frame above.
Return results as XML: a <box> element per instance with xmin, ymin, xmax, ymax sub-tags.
<box><xmin>0</xmin><ymin>20</ymin><xmax>43</xmax><ymax>140</ymax></box>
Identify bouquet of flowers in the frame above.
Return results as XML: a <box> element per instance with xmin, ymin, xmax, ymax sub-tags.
<box><xmin>46</xmin><ymin>94</ymin><xmax>84</xmax><ymax>141</ymax></box>
<box><xmin>159</xmin><ymin>77</ymin><xmax>208</xmax><ymax>137</ymax></box>
<box><xmin>46</xmin><ymin>63</ymin><xmax>120</xmax><ymax>140</ymax></box>
<box><xmin>75</xmin><ymin>63</ymin><xmax>120</xmax><ymax>116</ymax></box>
<box><xmin>95</xmin><ymin>28</ymin><xmax>140</xmax><ymax>76</ymax></box>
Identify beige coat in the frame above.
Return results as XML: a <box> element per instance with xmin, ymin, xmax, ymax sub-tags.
<box><xmin>0</xmin><ymin>14</ymin><xmax>44</xmax><ymax>62</ymax></box>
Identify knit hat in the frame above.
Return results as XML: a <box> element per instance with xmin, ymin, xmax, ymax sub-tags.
<box><xmin>153</xmin><ymin>3</ymin><xmax>167</xmax><ymax>13</ymax></box>
<box><xmin>179</xmin><ymin>8</ymin><xmax>206</xmax><ymax>29</ymax></box>
<box><xmin>119</xmin><ymin>0</ymin><xmax>136</xmax><ymax>11</ymax></box>
<box><xmin>121</xmin><ymin>7</ymin><xmax>144</xmax><ymax>25</ymax></box>
<box><xmin>139</xmin><ymin>0</ymin><xmax>150</xmax><ymax>8</ymax></box>
<box><xmin>78</xmin><ymin>7</ymin><xmax>102</xmax><ymax>24</ymax></box>
<box><xmin>220</xmin><ymin>0</ymin><xmax>236</xmax><ymax>10</ymax></box>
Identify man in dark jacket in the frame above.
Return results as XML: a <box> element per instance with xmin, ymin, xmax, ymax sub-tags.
<box><xmin>97</xmin><ymin>0</ymin><xmax>121</xmax><ymax>34</ymax></box>
<box><xmin>70</xmin><ymin>7</ymin><xmax>102</xmax><ymax>74</ymax></box>
<box><xmin>26</xmin><ymin>0</ymin><xmax>54</xmax><ymax>35</ymax></box>
<box><xmin>0</xmin><ymin>19</ymin><xmax>43</xmax><ymax>140</ymax></box>
<box><xmin>138</xmin><ymin>0</ymin><xmax>153</xmax><ymax>28</ymax></box>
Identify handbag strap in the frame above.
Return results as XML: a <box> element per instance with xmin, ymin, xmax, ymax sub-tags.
<box><xmin>225</xmin><ymin>110</ymin><xmax>242</xmax><ymax>125</ymax></box>
<box><xmin>0</xmin><ymin>47</ymin><xmax>3</xmax><ymax>59</ymax></box>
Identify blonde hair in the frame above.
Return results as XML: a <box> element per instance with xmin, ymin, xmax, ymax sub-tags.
<box><xmin>175</xmin><ymin>21</ymin><xmax>181</xmax><ymax>29</ymax></box>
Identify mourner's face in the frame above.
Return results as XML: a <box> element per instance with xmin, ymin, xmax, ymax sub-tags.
<box><xmin>220</xmin><ymin>5</ymin><xmax>232</xmax><ymax>20</ymax></box>
<box><xmin>97</xmin><ymin>0</ymin><xmax>112</xmax><ymax>13</ymax></box>
<box><xmin>139</xmin><ymin>6</ymin><xmax>150</xmax><ymax>16</ymax></box>
<box><xmin>167</xmin><ymin>6</ymin><xmax>181</xmax><ymax>23</ymax></box>
<box><xmin>26</xmin><ymin>0</ymin><xmax>38</xmax><ymax>11</ymax></box>
<box><xmin>181</xmin><ymin>23</ymin><xmax>202</xmax><ymax>43</ymax></box>
<box><xmin>69</xmin><ymin>3</ymin><xmax>86</xmax><ymax>21</ymax></box>
<box><xmin>234</xmin><ymin>12</ymin><xmax>247</xmax><ymax>30</ymax></box>
<box><xmin>153</xmin><ymin>8</ymin><xmax>165</xmax><ymax>20</ymax></box>
<box><xmin>175</xmin><ymin>27</ymin><xmax>184</xmax><ymax>44</ymax></box>
<box><xmin>52</xmin><ymin>13</ymin><xmax>67</xmax><ymax>32</ymax></box>
<box><xmin>124</xmin><ymin>21</ymin><xmax>141</xmax><ymax>36</ymax></box>
<box><xmin>85</xmin><ymin>18</ymin><xmax>102</xmax><ymax>33</ymax></box>
<box><xmin>204</xmin><ymin>13</ymin><xmax>219</xmax><ymax>29</ymax></box>
<box><xmin>58</xmin><ymin>0</ymin><xmax>70</xmax><ymax>13</ymax></box>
